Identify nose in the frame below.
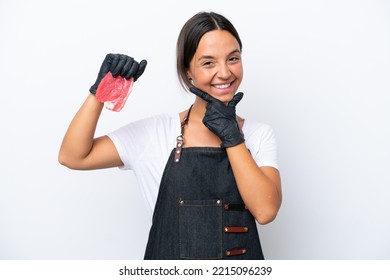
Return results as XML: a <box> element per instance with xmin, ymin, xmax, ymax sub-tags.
<box><xmin>217</xmin><ymin>62</ymin><xmax>232</xmax><ymax>79</ymax></box>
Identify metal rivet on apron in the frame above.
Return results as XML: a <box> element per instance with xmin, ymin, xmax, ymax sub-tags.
<box><xmin>179</xmin><ymin>200</ymin><xmax>184</xmax><ymax>204</ymax></box>
<box><xmin>175</xmin><ymin>158</ymin><xmax>179</xmax><ymax>162</ymax></box>
<box><xmin>216</xmin><ymin>200</ymin><xmax>221</xmax><ymax>205</ymax></box>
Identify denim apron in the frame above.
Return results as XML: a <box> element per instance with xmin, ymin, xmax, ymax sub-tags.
<box><xmin>144</xmin><ymin>106</ymin><xmax>264</xmax><ymax>259</ymax></box>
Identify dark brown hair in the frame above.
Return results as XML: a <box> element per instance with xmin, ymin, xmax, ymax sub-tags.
<box><xmin>176</xmin><ymin>11</ymin><xmax>243</xmax><ymax>91</ymax></box>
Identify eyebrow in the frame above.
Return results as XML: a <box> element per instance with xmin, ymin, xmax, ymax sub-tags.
<box><xmin>197</xmin><ymin>49</ymin><xmax>241</xmax><ymax>61</ymax></box>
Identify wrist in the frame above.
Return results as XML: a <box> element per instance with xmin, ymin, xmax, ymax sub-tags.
<box><xmin>87</xmin><ymin>93</ymin><xmax>105</xmax><ymax>108</ymax></box>
<box><xmin>221</xmin><ymin>134</ymin><xmax>245</xmax><ymax>148</ymax></box>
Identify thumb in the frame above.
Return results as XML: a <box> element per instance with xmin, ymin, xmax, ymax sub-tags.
<box><xmin>228</xmin><ymin>92</ymin><xmax>244</xmax><ymax>107</ymax></box>
<box><xmin>134</xmin><ymin>59</ymin><xmax>147</xmax><ymax>81</ymax></box>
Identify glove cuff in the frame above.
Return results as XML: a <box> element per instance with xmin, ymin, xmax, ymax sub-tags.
<box><xmin>89</xmin><ymin>84</ymin><xmax>97</xmax><ymax>95</ymax></box>
<box><xmin>221</xmin><ymin>134</ymin><xmax>245</xmax><ymax>148</ymax></box>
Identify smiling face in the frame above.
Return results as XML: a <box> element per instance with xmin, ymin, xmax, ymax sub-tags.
<box><xmin>187</xmin><ymin>30</ymin><xmax>243</xmax><ymax>103</ymax></box>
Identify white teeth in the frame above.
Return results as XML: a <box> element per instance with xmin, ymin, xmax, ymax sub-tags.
<box><xmin>214</xmin><ymin>83</ymin><xmax>230</xmax><ymax>89</ymax></box>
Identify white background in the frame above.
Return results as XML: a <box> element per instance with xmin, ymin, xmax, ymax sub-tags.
<box><xmin>1</xmin><ymin>0</ymin><xmax>389</xmax><ymax>260</ymax></box>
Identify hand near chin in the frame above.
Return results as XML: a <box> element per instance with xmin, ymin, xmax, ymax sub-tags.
<box><xmin>190</xmin><ymin>87</ymin><xmax>244</xmax><ymax>148</ymax></box>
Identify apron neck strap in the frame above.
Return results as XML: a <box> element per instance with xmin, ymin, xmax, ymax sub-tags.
<box><xmin>175</xmin><ymin>105</ymin><xmax>193</xmax><ymax>163</ymax></box>
<box><xmin>180</xmin><ymin>104</ymin><xmax>193</xmax><ymax>135</ymax></box>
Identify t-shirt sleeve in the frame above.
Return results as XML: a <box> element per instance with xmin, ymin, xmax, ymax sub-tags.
<box><xmin>107</xmin><ymin>119</ymin><xmax>150</xmax><ymax>170</ymax></box>
<box><xmin>244</xmin><ymin>121</ymin><xmax>279</xmax><ymax>170</ymax></box>
<box><xmin>107</xmin><ymin>114</ymin><xmax>178</xmax><ymax>171</ymax></box>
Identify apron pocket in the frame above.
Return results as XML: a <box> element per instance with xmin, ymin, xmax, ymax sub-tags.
<box><xmin>178</xmin><ymin>199</ymin><xmax>223</xmax><ymax>259</ymax></box>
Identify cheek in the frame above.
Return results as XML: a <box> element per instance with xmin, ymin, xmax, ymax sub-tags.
<box><xmin>231</xmin><ymin>64</ymin><xmax>243</xmax><ymax>78</ymax></box>
<box><xmin>193</xmin><ymin>69</ymin><xmax>215</xmax><ymax>84</ymax></box>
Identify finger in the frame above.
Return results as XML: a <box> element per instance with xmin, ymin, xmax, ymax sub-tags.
<box><xmin>108</xmin><ymin>54</ymin><xmax>120</xmax><ymax>75</ymax></box>
<box><xmin>104</xmin><ymin>53</ymin><xmax>114</xmax><ymax>64</ymax></box>
<box><xmin>98</xmin><ymin>53</ymin><xmax>114</xmax><ymax>76</ymax></box>
<box><xmin>125</xmin><ymin>60</ymin><xmax>140</xmax><ymax>80</ymax></box>
<box><xmin>189</xmin><ymin>87</ymin><xmax>216</xmax><ymax>103</ymax></box>
<box><xmin>134</xmin><ymin>60</ymin><xmax>147</xmax><ymax>81</ymax></box>
<box><xmin>228</xmin><ymin>92</ymin><xmax>244</xmax><ymax>107</ymax></box>
<box><xmin>121</xmin><ymin>56</ymin><xmax>134</xmax><ymax>78</ymax></box>
<box><xmin>111</xmin><ymin>54</ymin><xmax>127</xmax><ymax>77</ymax></box>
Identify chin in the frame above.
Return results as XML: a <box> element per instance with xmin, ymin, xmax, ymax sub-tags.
<box><xmin>214</xmin><ymin>91</ymin><xmax>236</xmax><ymax>101</ymax></box>
<box><xmin>209</xmin><ymin>95</ymin><xmax>231</xmax><ymax>105</ymax></box>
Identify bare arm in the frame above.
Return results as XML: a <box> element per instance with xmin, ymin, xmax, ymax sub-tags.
<box><xmin>58</xmin><ymin>94</ymin><xmax>123</xmax><ymax>170</ymax></box>
<box><xmin>227</xmin><ymin>143</ymin><xmax>282</xmax><ymax>225</ymax></box>
<box><xmin>58</xmin><ymin>53</ymin><xmax>147</xmax><ymax>170</ymax></box>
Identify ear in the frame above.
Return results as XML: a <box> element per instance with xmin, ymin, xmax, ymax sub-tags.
<box><xmin>186</xmin><ymin>69</ymin><xmax>195</xmax><ymax>85</ymax></box>
<box><xmin>186</xmin><ymin>69</ymin><xmax>192</xmax><ymax>80</ymax></box>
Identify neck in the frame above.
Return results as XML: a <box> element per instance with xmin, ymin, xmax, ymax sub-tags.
<box><xmin>179</xmin><ymin>96</ymin><xmax>222</xmax><ymax>147</ymax></box>
<box><xmin>189</xmin><ymin>97</ymin><xmax>207</xmax><ymax>122</ymax></box>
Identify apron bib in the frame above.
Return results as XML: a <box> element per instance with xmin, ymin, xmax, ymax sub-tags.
<box><xmin>144</xmin><ymin>107</ymin><xmax>264</xmax><ymax>260</ymax></box>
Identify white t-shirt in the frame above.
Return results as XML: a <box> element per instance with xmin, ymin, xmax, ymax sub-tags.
<box><xmin>108</xmin><ymin>113</ymin><xmax>278</xmax><ymax>218</ymax></box>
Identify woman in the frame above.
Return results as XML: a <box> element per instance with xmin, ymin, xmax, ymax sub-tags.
<box><xmin>59</xmin><ymin>11</ymin><xmax>282</xmax><ymax>259</ymax></box>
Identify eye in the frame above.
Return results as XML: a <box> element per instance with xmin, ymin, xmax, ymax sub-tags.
<box><xmin>202</xmin><ymin>61</ymin><xmax>214</xmax><ymax>67</ymax></box>
<box><xmin>229</xmin><ymin>56</ymin><xmax>240</xmax><ymax>63</ymax></box>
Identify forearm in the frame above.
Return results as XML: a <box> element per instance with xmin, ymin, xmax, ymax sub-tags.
<box><xmin>227</xmin><ymin>143</ymin><xmax>282</xmax><ymax>224</ymax></box>
<box><xmin>58</xmin><ymin>94</ymin><xmax>104</xmax><ymax>166</ymax></box>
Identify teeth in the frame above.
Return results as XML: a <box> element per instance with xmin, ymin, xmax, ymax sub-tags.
<box><xmin>214</xmin><ymin>83</ymin><xmax>230</xmax><ymax>89</ymax></box>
